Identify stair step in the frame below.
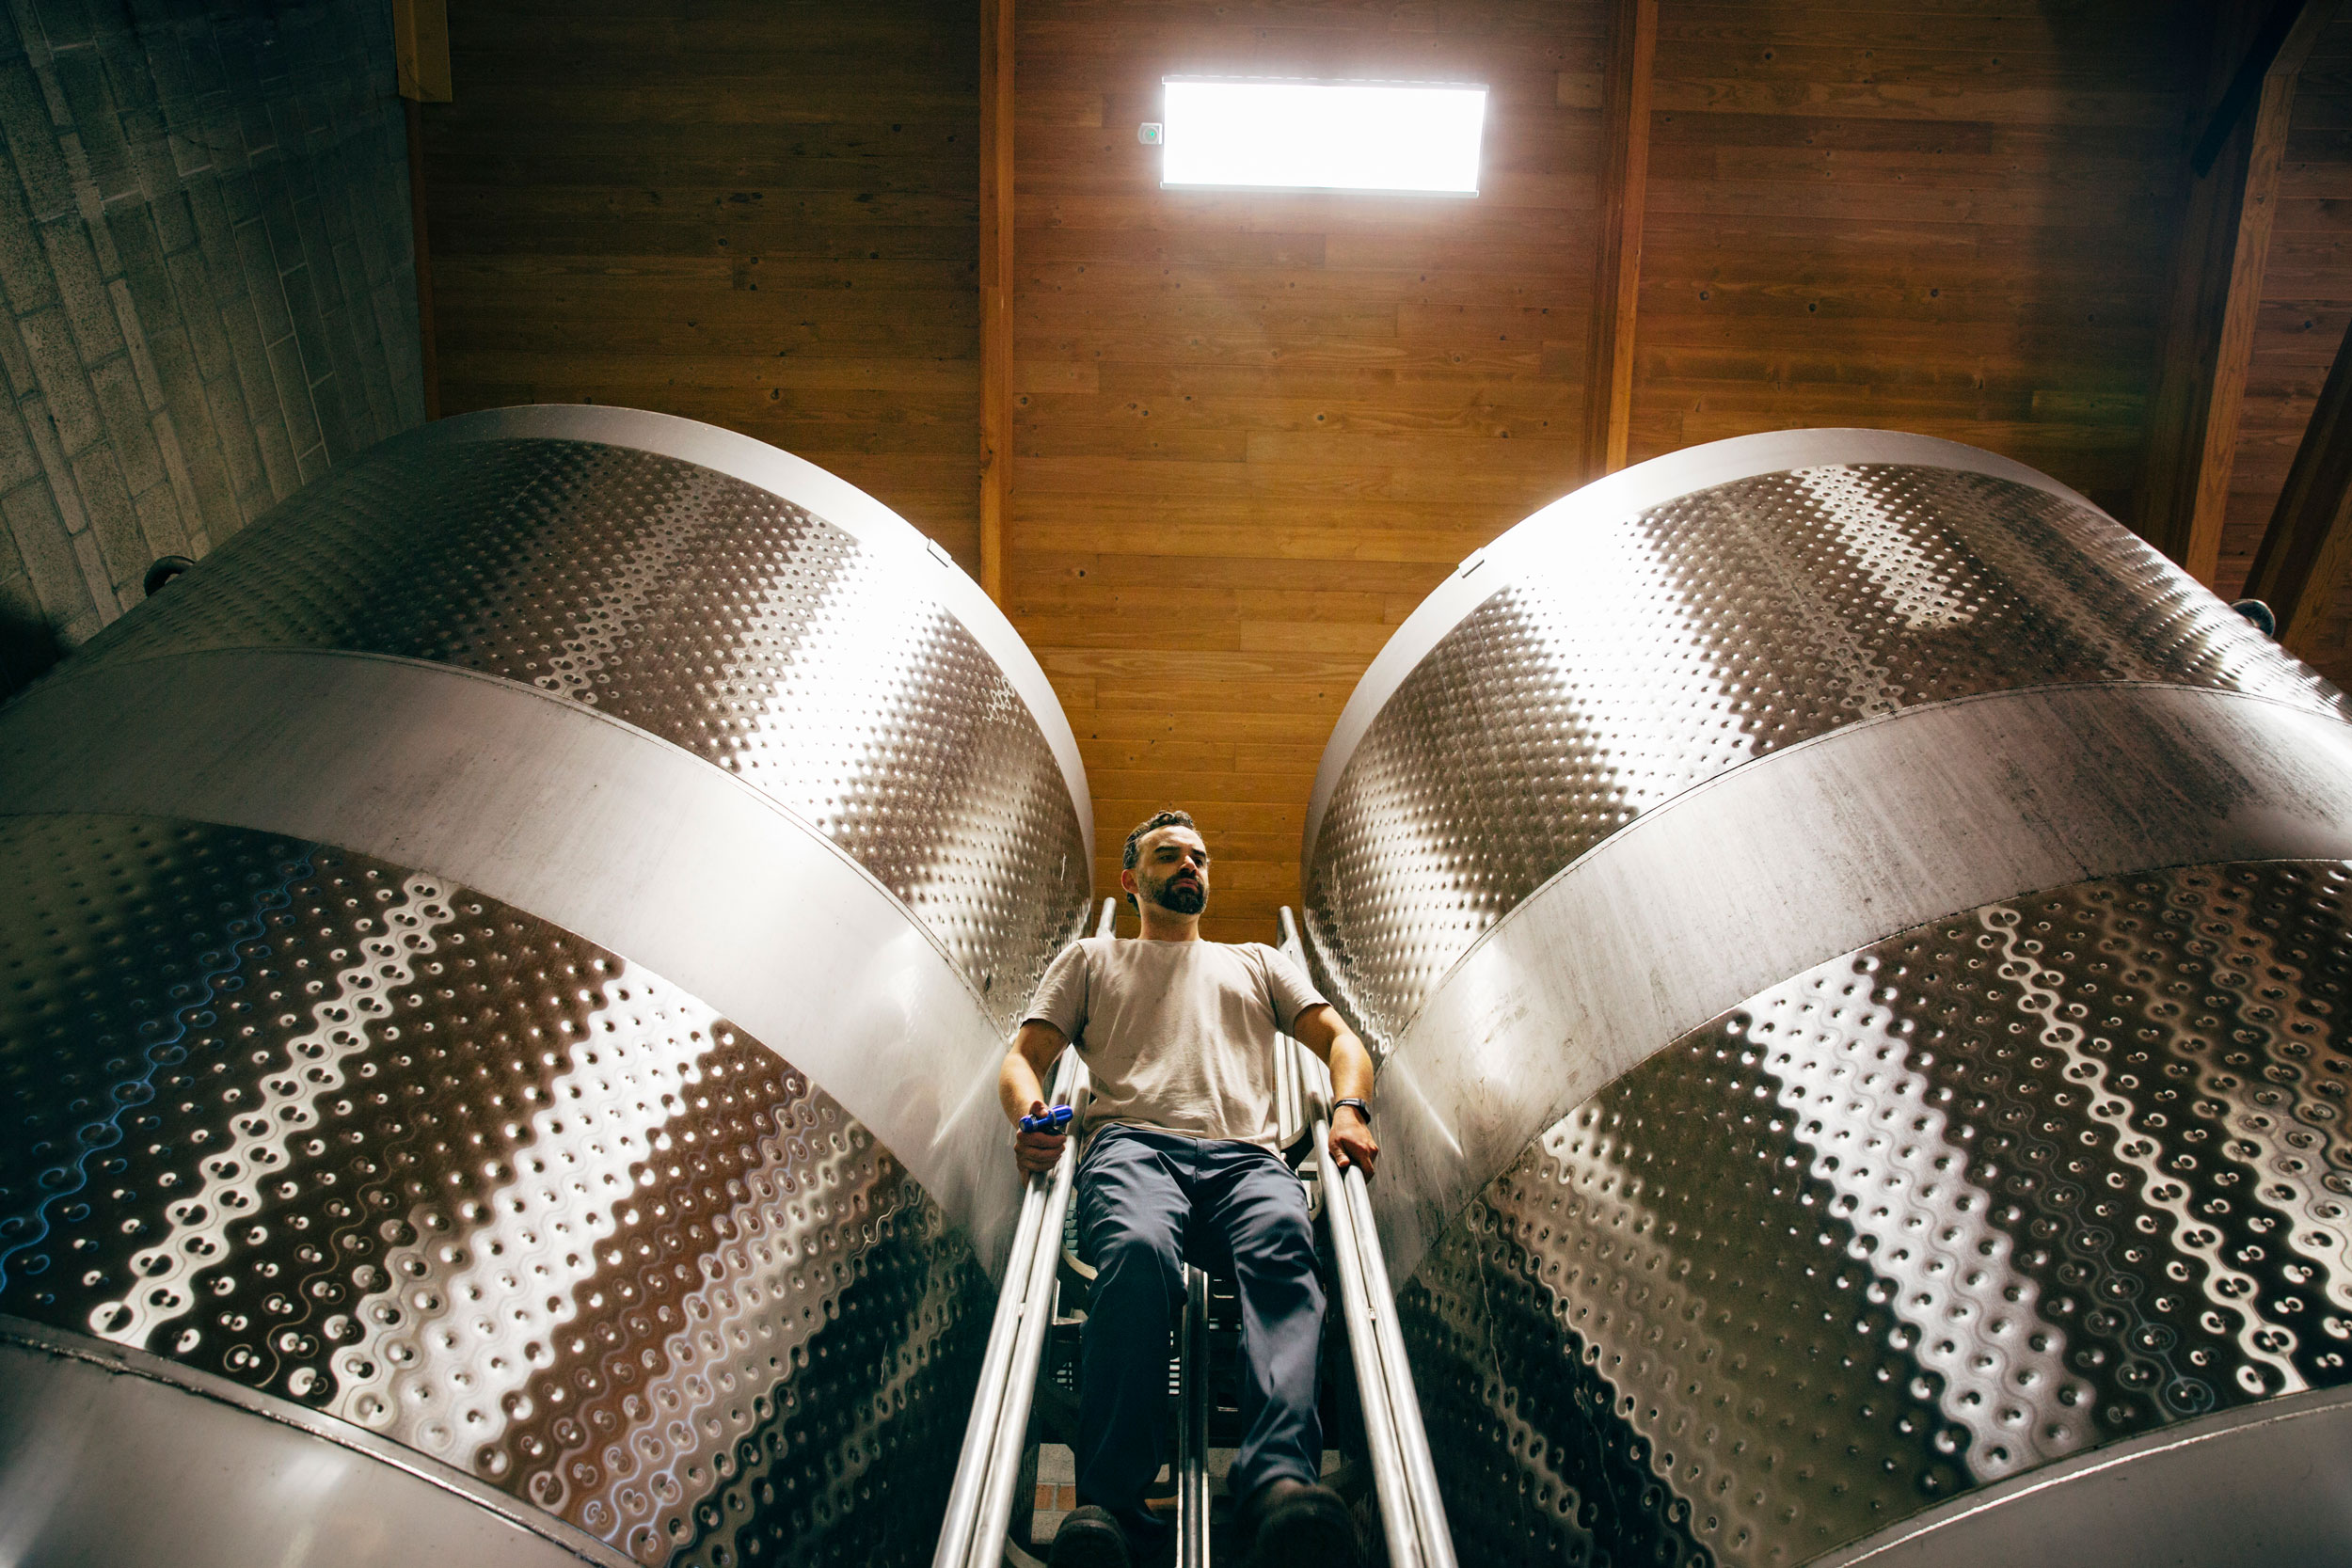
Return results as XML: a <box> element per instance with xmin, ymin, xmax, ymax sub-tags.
<box><xmin>1025</xmin><ymin>1445</ymin><xmax>1348</xmax><ymax>1553</ymax></box>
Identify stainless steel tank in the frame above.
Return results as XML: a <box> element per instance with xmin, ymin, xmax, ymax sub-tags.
<box><xmin>1299</xmin><ymin>430</ymin><xmax>2352</xmax><ymax>1566</ymax></box>
<box><xmin>0</xmin><ymin>406</ymin><xmax>1092</xmax><ymax>1568</ymax></box>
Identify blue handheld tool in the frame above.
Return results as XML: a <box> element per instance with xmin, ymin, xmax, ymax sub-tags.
<box><xmin>1020</xmin><ymin>1104</ymin><xmax>1075</xmax><ymax>1134</ymax></box>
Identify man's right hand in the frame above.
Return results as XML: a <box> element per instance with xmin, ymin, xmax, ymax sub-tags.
<box><xmin>1013</xmin><ymin>1101</ymin><xmax>1068</xmax><ymax>1176</ymax></box>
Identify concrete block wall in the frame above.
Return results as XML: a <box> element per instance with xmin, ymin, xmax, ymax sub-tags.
<box><xmin>0</xmin><ymin>0</ymin><xmax>424</xmax><ymax>697</ymax></box>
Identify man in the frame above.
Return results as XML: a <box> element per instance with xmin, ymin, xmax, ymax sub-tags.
<box><xmin>1000</xmin><ymin>809</ymin><xmax>1379</xmax><ymax>1568</ymax></box>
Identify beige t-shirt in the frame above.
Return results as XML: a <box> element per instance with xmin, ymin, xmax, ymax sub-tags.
<box><xmin>1023</xmin><ymin>936</ymin><xmax>1327</xmax><ymax>1150</ymax></box>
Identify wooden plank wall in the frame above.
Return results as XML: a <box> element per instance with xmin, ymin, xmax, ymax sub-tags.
<box><xmin>422</xmin><ymin>0</ymin><xmax>2283</xmax><ymax>941</ymax></box>
<box><xmin>1629</xmin><ymin>2</ymin><xmax>2201</xmax><ymax>518</ymax></box>
<box><xmin>1010</xmin><ymin>0</ymin><xmax>2203</xmax><ymax>940</ymax></box>
<box><xmin>2227</xmin><ymin>12</ymin><xmax>2352</xmax><ymax>684</ymax></box>
<box><xmin>421</xmin><ymin>0</ymin><xmax>985</xmax><ymax>568</ymax></box>
<box><xmin>1015</xmin><ymin>1</ymin><xmax>1608</xmax><ymax>940</ymax></box>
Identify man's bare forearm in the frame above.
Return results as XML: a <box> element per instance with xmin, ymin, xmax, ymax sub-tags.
<box><xmin>1001</xmin><ymin>1019</ymin><xmax>1073</xmax><ymax>1178</ymax></box>
<box><xmin>999</xmin><ymin>1019</ymin><xmax>1068</xmax><ymax>1122</ymax></box>
<box><xmin>1326</xmin><ymin>1030</ymin><xmax>1375</xmax><ymax>1103</ymax></box>
<box><xmin>1291</xmin><ymin>1004</ymin><xmax>1380</xmax><ymax>1172</ymax></box>
<box><xmin>1294</xmin><ymin>1005</ymin><xmax>1371</xmax><ymax>1091</ymax></box>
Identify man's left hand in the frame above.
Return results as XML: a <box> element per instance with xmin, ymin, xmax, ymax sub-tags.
<box><xmin>1329</xmin><ymin>1109</ymin><xmax>1378</xmax><ymax>1177</ymax></box>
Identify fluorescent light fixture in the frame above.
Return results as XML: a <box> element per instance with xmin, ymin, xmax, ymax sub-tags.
<box><xmin>1161</xmin><ymin>77</ymin><xmax>1486</xmax><ymax>196</ymax></box>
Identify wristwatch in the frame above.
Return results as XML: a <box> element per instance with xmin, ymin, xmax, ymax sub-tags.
<box><xmin>1332</xmin><ymin>1097</ymin><xmax>1372</xmax><ymax>1123</ymax></box>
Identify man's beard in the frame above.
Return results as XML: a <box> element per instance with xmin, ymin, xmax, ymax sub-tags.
<box><xmin>1152</xmin><ymin>878</ymin><xmax>1206</xmax><ymax>915</ymax></box>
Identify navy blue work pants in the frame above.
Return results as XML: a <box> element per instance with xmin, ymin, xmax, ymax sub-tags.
<box><xmin>1073</xmin><ymin>1125</ymin><xmax>1325</xmax><ymax>1551</ymax></box>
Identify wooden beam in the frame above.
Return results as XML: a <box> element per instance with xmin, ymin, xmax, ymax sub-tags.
<box><xmin>393</xmin><ymin>0</ymin><xmax>447</xmax><ymax>421</ymax></box>
<box><xmin>977</xmin><ymin>0</ymin><xmax>1014</xmax><ymax>603</ymax></box>
<box><xmin>2189</xmin><ymin>0</ymin><xmax>2312</xmax><ymax>175</ymax></box>
<box><xmin>1582</xmin><ymin>0</ymin><xmax>1657</xmax><ymax>480</ymax></box>
<box><xmin>391</xmin><ymin>0</ymin><xmax>452</xmax><ymax>103</ymax></box>
<box><xmin>2135</xmin><ymin>0</ymin><xmax>2335</xmax><ymax>584</ymax></box>
<box><xmin>405</xmin><ymin>101</ymin><xmax>439</xmax><ymax>421</ymax></box>
<box><xmin>2244</xmin><ymin>321</ymin><xmax>2352</xmax><ymax>651</ymax></box>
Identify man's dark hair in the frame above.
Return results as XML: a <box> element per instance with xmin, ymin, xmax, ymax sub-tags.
<box><xmin>1122</xmin><ymin>809</ymin><xmax>1199</xmax><ymax>873</ymax></box>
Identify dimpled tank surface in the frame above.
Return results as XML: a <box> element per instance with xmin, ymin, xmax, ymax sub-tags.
<box><xmin>0</xmin><ymin>409</ymin><xmax>1094</xmax><ymax>1568</ymax></box>
<box><xmin>1301</xmin><ymin>433</ymin><xmax>2352</xmax><ymax>1566</ymax></box>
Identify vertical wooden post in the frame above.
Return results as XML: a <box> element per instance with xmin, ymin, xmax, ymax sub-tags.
<box><xmin>404</xmin><ymin>102</ymin><xmax>439</xmax><ymax>421</ymax></box>
<box><xmin>978</xmin><ymin>0</ymin><xmax>1014</xmax><ymax>603</ymax></box>
<box><xmin>2244</xmin><ymin>320</ymin><xmax>2352</xmax><ymax>651</ymax></box>
<box><xmin>392</xmin><ymin>0</ymin><xmax>450</xmax><ymax>422</ymax></box>
<box><xmin>2136</xmin><ymin>0</ymin><xmax>2334</xmax><ymax>582</ymax></box>
<box><xmin>1582</xmin><ymin>0</ymin><xmax>1657</xmax><ymax>480</ymax></box>
<box><xmin>391</xmin><ymin>0</ymin><xmax>452</xmax><ymax>103</ymax></box>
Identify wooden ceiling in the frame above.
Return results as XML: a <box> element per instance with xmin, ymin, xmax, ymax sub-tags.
<box><xmin>420</xmin><ymin>0</ymin><xmax>2352</xmax><ymax>944</ymax></box>
<box><xmin>426</xmin><ymin>2</ymin><xmax>987</xmax><ymax>564</ymax></box>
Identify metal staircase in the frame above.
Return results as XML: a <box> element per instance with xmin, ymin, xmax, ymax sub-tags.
<box><xmin>933</xmin><ymin>903</ymin><xmax>1454</xmax><ymax>1568</ymax></box>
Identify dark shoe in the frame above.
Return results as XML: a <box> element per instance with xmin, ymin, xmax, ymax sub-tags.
<box><xmin>1051</xmin><ymin>1504</ymin><xmax>1134</xmax><ymax>1568</ymax></box>
<box><xmin>1237</xmin><ymin>1478</ymin><xmax>1360</xmax><ymax>1568</ymax></box>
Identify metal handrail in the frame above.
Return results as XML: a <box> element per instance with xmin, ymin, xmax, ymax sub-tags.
<box><xmin>932</xmin><ymin>896</ymin><xmax>1115</xmax><ymax>1568</ymax></box>
<box><xmin>1274</xmin><ymin>1012</ymin><xmax>1300</xmax><ymax>1150</ymax></box>
<box><xmin>1176</xmin><ymin>1264</ymin><xmax>1212</xmax><ymax>1568</ymax></box>
<box><xmin>968</xmin><ymin>1065</ymin><xmax>1086</xmax><ymax>1566</ymax></box>
<box><xmin>1341</xmin><ymin>1165</ymin><xmax>1453</xmax><ymax>1568</ymax></box>
<box><xmin>1279</xmin><ymin>908</ymin><xmax>1457</xmax><ymax>1568</ymax></box>
<box><xmin>1309</xmin><ymin>1085</ymin><xmax>1420</xmax><ymax>1568</ymax></box>
<box><xmin>930</xmin><ymin>1069</ymin><xmax>1063</xmax><ymax>1567</ymax></box>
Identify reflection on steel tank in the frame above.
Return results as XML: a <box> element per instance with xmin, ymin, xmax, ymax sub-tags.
<box><xmin>0</xmin><ymin>407</ymin><xmax>1092</xmax><ymax>1568</ymax></box>
<box><xmin>1299</xmin><ymin>431</ymin><xmax>2352</xmax><ymax>1567</ymax></box>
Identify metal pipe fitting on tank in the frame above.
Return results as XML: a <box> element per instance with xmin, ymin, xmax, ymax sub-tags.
<box><xmin>1297</xmin><ymin>430</ymin><xmax>2352</xmax><ymax>1567</ymax></box>
<box><xmin>0</xmin><ymin>406</ymin><xmax>1093</xmax><ymax>1568</ymax></box>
